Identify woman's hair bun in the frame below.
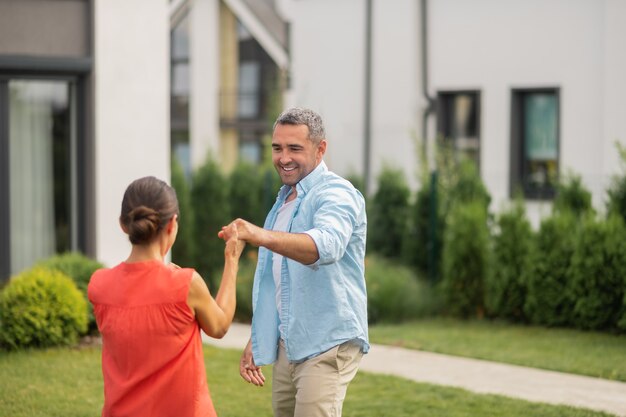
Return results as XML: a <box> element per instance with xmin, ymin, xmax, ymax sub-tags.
<box><xmin>126</xmin><ymin>206</ymin><xmax>160</xmax><ymax>244</ymax></box>
<box><xmin>119</xmin><ymin>176</ymin><xmax>180</xmax><ymax>245</ymax></box>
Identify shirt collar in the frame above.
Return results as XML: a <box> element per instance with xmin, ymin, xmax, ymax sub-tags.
<box><xmin>297</xmin><ymin>160</ymin><xmax>327</xmax><ymax>195</ymax></box>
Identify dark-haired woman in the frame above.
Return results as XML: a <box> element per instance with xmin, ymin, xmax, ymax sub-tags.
<box><xmin>88</xmin><ymin>176</ymin><xmax>244</xmax><ymax>417</ymax></box>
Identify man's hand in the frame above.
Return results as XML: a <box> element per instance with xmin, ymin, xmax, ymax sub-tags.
<box><xmin>240</xmin><ymin>339</ymin><xmax>265</xmax><ymax>387</ymax></box>
<box><xmin>219</xmin><ymin>219</ymin><xmax>267</xmax><ymax>247</ymax></box>
<box><xmin>218</xmin><ymin>223</ymin><xmax>245</xmax><ymax>260</ymax></box>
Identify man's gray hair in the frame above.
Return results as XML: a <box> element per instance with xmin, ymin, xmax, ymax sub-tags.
<box><xmin>273</xmin><ymin>107</ymin><xmax>326</xmax><ymax>143</ymax></box>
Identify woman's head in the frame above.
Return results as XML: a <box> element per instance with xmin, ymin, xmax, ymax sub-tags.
<box><xmin>119</xmin><ymin>176</ymin><xmax>179</xmax><ymax>245</ymax></box>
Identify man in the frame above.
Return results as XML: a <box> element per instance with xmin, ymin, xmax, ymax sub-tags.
<box><xmin>222</xmin><ymin>107</ymin><xmax>368</xmax><ymax>417</ymax></box>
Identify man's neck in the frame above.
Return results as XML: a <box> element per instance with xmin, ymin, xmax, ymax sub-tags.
<box><xmin>286</xmin><ymin>186</ymin><xmax>297</xmax><ymax>202</ymax></box>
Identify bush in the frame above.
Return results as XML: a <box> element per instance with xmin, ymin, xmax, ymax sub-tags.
<box><xmin>553</xmin><ymin>173</ymin><xmax>594</xmax><ymax>218</ymax></box>
<box><xmin>485</xmin><ymin>201</ymin><xmax>533</xmax><ymax>322</ymax></box>
<box><xmin>0</xmin><ymin>267</ymin><xmax>88</xmax><ymax>349</ymax></box>
<box><xmin>368</xmin><ymin>166</ymin><xmax>411</xmax><ymax>258</ymax></box>
<box><xmin>171</xmin><ymin>156</ymin><xmax>196</xmax><ymax>268</ymax></box>
<box><xmin>440</xmin><ymin>201</ymin><xmax>489</xmax><ymax>318</ymax></box>
<box><xmin>569</xmin><ymin>216</ymin><xmax>626</xmax><ymax>331</ymax></box>
<box><xmin>366</xmin><ymin>255</ymin><xmax>440</xmax><ymax>323</ymax></box>
<box><xmin>234</xmin><ymin>252</ymin><xmax>258</xmax><ymax>323</ymax></box>
<box><xmin>524</xmin><ymin>212</ymin><xmax>578</xmax><ymax>327</ymax></box>
<box><xmin>403</xmin><ymin>176</ymin><xmax>443</xmax><ymax>280</ymax></box>
<box><xmin>229</xmin><ymin>161</ymin><xmax>265</xmax><ymax>229</ymax></box>
<box><xmin>35</xmin><ymin>252</ymin><xmax>103</xmax><ymax>333</ymax></box>
<box><xmin>606</xmin><ymin>142</ymin><xmax>626</xmax><ymax>223</ymax></box>
<box><xmin>191</xmin><ymin>156</ymin><xmax>231</xmax><ymax>290</ymax></box>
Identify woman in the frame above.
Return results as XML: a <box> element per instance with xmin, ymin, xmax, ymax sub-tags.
<box><xmin>88</xmin><ymin>176</ymin><xmax>244</xmax><ymax>417</ymax></box>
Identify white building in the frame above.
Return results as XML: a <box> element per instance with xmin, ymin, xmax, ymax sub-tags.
<box><xmin>0</xmin><ymin>0</ymin><xmax>170</xmax><ymax>278</ymax></box>
<box><xmin>2</xmin><ymin>0</ymin><xmax>625</xmax><ymax>281</ymax></box>
<box><xmin>429</xmin><ymin>0</ymin><xmax>626</xmax><ymax>224</ymax></box>
<box><xmin>280</xmin><ymin>0</ymin><xmax>626</xmax><ymax>225</ymax></box>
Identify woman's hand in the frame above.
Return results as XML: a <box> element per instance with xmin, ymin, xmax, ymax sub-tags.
<box><xmin>219</xmin><ymin>223</ymin><xmax>245</xmax><ymax>260</ymax></box>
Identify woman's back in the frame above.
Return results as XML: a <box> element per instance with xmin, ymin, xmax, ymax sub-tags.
<box><xmin>88</xmin><ymin>260</ymin><xmax>216</xmax><ymax>417</ymax></box>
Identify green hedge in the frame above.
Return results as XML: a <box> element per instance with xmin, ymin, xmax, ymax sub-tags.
<box><xmin>524</xmin><ymin>213</ymin><xmax>578</xmax><ymax>327</ymax></box>
<box><xmin>440</xmin><ymin>201</ymin><xmax>489</xmax><ymax>318</ymax></box>
<box><xmin>485</xmin><ymin>201</ymin><xmax>532</xmax><ymax>322</ymax></box>
<box><xmin>234</xmin><ymin>254</ymin><xmax>257</xmax><ymax>323</ymax></box>
<box><xmin>569</xmin><ymin>215</ymin><xmax>626</xmax><ymax>330</ymax></box>
<box><xmin>171</xmin><ymin>156</ymin><xmax>196</xmax><ymax>268</ymax></box>
<box><xmin>191</xmin><ymin>156</ymin><xmax>231</xmax><ymax>290</ymax></box>
<box><xmin>367</xmin><ymin>166</ymin><xmax>410</xmax><ymax>258</ymax></box>
<box><xmin>366</xmin><ymin>255</ymin><xmax>439</xmax><ymax>323</ymax></box>
<box><xmin>0</xmin><ymin>267</ymin><xmax>88</xmax><ymax>349</ymax></box>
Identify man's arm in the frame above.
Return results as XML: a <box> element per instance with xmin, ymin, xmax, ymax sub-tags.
<box><xmin>219</xmin><ymin>218</ymin><xmax>319</xmax><ymax>265</ymax></box>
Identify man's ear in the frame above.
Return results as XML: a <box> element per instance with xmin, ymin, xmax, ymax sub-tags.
<box><xmin>318</xmin><ymin>139</ymin><xmax>327</xmax><ymax>158</ymax></box>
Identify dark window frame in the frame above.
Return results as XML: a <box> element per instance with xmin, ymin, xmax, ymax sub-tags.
<box><xmin>0</xmin><ymin>60</ymin><xmax>91</xmax><ymax>282</ymax></box>
<box><xmin>436</xmin><ymin>90</ymin><xmax>481</xmax><ymax>171</ymax></box>
<box><xmin>510</xmin><ymin>87</ymin><xmax>560</xmax><ymax>200</ymax></box>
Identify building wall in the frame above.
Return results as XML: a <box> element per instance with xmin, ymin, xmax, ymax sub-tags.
<box><xmin>189</xmin><ymin>0</ymin><xmax>221</xmax><ymax>169</ymax></box>
<box><xmin>430</xmin><ymin>0</ymin><xmax>624</xmax><ymax>223</ymax></box>
<box><xmin>602</xmin><ymin>0</ymin><xmax>626</xmax><ymax>181</ymax></box>
<box><xmin>220</xmin><ymin>3</ymin><xmax>240</xmax><ymax>173</ymax></box>
<box><xmin>94</xmin><ymin>0</ymin><xmax>170</xmax><ymax>267</ymax></box>
<box><xmin>282</xmin><ymin>0</ymin><xmax>422</xmax><ymax>191</ymax></box>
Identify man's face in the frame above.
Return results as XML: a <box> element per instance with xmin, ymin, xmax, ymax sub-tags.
<box><xmin>272</xmin><ymin>123</ymin><xmax>327</xmax><ymax>187</ymax></box>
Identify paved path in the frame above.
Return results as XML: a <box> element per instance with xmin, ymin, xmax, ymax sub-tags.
<box><xmin>203</xmin><ymin>323</ymin><xmax>626</xmax><ymax>416</ymax></box>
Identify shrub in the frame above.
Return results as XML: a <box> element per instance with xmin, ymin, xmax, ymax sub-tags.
<box><xmin>366</xmin><ymin>255</ymin><xmax>439</xmax><ymax>323</ymax></box>
<box><xmin>553</xmin><ymin>173</ymin><xmax>594</xmax><ymax>218</ymax></box>
<box><xmin>444</xmin><ymin>159</ymin><xmax>491</xmax><ymax>212</ymax></box>
<box><xmin>403</xmin><ymin>176</ymin><xmax>443</xmax><ymax>280</ymax></box>
<box><xmin>191</xmin><ymin>156</ymin><xmax>231</xmax><ymax>290</ymax></box>
<box><xmin>524</xmin><ymin>212</ymin><xmax>578</xmax><ymax>327</ymax></box>
<box><xmin>440</xmin><ymin>201</ymin><xmax>489</xmax><ymax>318</ymax></box>
<box><xmin>0</xmin><ymin>267</ymin><xmax>88</xmax><ymax>349</ymax></box>
<box><xmin>569</xmin><ymin>215</ymin><xmax>626</xmax><ymax>330</ymax></box>
<box><xmin>485</xmin><ymin>201</ymin><xmax>533</xmax><ymax>322</ymax></box>
<box><xmin>368</xmin><ymin>166</ymin><xmax>411</xmax><ymax>258</ymax></box>
<box><xmin>229</xmin><ymin>160</ymin><xmax>265</xmax><ymax>229</ymax></box>
<box><xmin>234</xmin><ymin>252</ymin><xmax>258</xmax><ymax>323</ymax></box>
<box><xmin>35</xmin><ymin>252</ymin><xmax>103</xmax><ymax>333</ymax></box>
<box><xmin>606</xmin><ymin>142</ymin><xmax>626</xmax><ymax>223</ymax></box>
<box><xmin>171</xmin><ymin>156</ymin><xmax>196</xmax><ymax>268</ymax></box>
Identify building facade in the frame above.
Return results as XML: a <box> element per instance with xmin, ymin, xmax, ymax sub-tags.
<box><xmin>0</xmin><ymin>0</ymin><xmax>169</xmax><ymax>280</ymax></box>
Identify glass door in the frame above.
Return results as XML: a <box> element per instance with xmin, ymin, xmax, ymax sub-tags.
<box><xmin>5</xmin><ymin>79</ymin><xmax>76</xmax><ymax>275</ymax></box>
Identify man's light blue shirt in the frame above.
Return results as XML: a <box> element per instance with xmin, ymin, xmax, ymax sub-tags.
<box><xmin>251</xmin><ymin>161</ymin><xmax>369</xmax><ymax>365</ymax></box>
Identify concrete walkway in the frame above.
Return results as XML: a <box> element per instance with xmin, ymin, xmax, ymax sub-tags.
<box><xmin>203</xmin><ymin>323</ymin><xmax>626</xmax><ymax>417</ymax></box>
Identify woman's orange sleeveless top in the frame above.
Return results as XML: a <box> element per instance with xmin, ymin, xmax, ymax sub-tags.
<box><xmin>88</xmin><ymin>260</ymin><xmax>216</xmax><ymax>417</ymax></box>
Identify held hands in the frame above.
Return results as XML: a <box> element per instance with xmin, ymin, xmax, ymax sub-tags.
<box><xmin>240</xmin><ymin>340</ymin><xmax>265</xmax><ymax>387</ymax></box>
<box><xmin>219</xmin><ymin>219</ymin><xmax>266</xmax><ymax>247</ymax></box>
<box><xmin>218</xmin><ymin>223</ymin><xmax>245</xmax><ymax>260</ymax></box>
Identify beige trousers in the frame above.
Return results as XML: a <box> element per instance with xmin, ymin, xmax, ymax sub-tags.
<box><xmin>272</xmin><ymin>340</ymin><xmax>363</xmax><ymax>417</ymax></box>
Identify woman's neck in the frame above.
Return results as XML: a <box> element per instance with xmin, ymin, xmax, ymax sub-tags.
<box><xmin>125</xmin><ymin>244</ymin><xmax>164</xmax><ymax>263</ymax></box>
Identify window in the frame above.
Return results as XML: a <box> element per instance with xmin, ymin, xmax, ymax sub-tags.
<box><xmin>238</xmin><ymin>129</ymin><xmax>265</xmax><ymax>164</ymax></box>
<box><xmin>511</xmin><ymin>89</ymin><xmax>559</xmax><ymax>199</ymax></box>
<box><xmin>0</xmin><ymin>77</ymin><xmax>81</xmax><ymax>278</ymax></box>
<box><xmin>238</xmin><ymin>61</ymin><xmax>261</xmax><ymax>119</ymax></box>
<box><xmin>0</xmin><ymin>0</ymin><xmax>91</xmax><ymax>282</ymax></box>
<box><xmin>437</xmin><ymin>91</ymin><xmax>481</xmax><ymax>169</ymax></box>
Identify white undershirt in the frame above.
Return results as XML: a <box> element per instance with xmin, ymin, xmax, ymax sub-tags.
<box><xmin>272</xmin><ymin>198</ymin><xmax>297</xmax><ymax>326</ymax></box>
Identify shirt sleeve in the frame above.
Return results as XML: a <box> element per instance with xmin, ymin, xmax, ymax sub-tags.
<box><xmin>303</xmin><ymin>184</ymin><xmax>364</xmax><ymax>268</ymax></box>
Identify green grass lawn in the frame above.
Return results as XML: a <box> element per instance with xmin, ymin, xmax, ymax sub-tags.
<box><xmin>0</xmin><ymin>344</ymin><xmax>616</xmax><ymax>417</ymax></box>
<box><xmin>369</xmin><ymin>318</ymin><xmax>626</xmax><ymax>381</ymax></box>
